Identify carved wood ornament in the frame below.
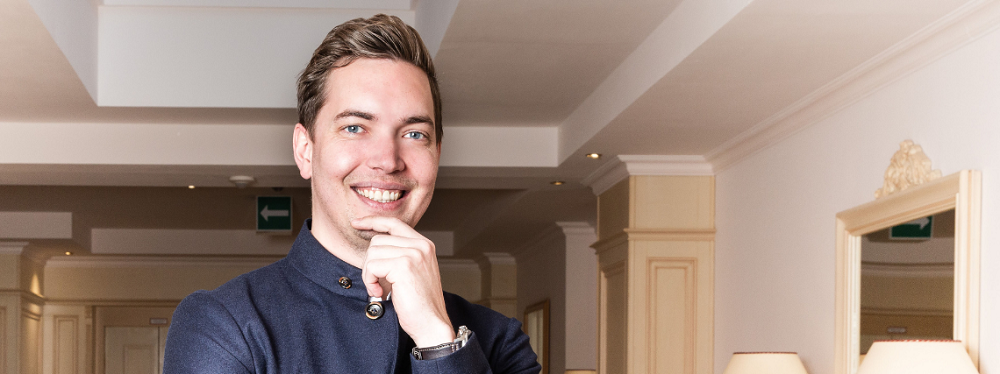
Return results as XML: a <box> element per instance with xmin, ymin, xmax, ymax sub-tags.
<box><xmin>874</xmin><ymin>140</ymin><xmax>942</xmax><ymax>199</ymax></box>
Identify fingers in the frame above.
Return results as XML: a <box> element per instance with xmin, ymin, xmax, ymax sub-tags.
<box><xmin>351</xmin><ymin>216</ymin><xmax>422</xmax><ymax>239</ymax></box>
<box><xmin>361</xmin><ymin>237</ymin><xmax>437</xmax><ymax>298</ymax></box>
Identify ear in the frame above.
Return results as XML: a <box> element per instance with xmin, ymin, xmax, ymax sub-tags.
<box><xmin>292</xmin><ymin>123</ymin><xmax>314</xmax><ymax>180</ymax></box>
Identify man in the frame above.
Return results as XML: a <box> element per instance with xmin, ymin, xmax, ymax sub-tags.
<box><xmin>163</xmin><ymin>14</ymin><xmax>540</xmax><ymax>373</ymax></box>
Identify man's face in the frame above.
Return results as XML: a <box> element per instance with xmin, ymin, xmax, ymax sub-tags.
<box><xmin>294</xmin><ymin>58</ymin><xmax>439</xmax><ymax>253</ymax></box>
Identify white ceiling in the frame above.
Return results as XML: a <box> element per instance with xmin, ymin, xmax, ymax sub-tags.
<box><xmin>0</xmin><ymin>0</ymin><xmax>976</xmax><ymax>258</ymax></box>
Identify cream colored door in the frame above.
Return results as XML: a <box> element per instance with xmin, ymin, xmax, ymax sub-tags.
<box><xmin>105</xmin><ymin>327</ymin><xmax>169</xmax><ymax>374</ymax></box>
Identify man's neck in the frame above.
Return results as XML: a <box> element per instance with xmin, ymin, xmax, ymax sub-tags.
<box><xmin>309</xmin><ymin>219</ymin><xmax>366</xmax><ymax>268</ymax></box>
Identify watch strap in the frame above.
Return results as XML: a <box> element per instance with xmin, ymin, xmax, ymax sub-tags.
<box><xmin>412</xmin><ymin>326</ymin><xmax>470</xmax><ymax>360</ymax></box>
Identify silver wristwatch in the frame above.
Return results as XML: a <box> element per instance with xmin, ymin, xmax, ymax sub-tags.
<box><xmin>411</xmin><ymin>326</ymin><xmax>471</xmax><ymax>360</ymax></box>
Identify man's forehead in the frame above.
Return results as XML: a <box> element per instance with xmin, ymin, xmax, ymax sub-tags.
<box><xmin>320</xmin><ymin>59</ymin><xmax>434</xmax><ymax>118</ymax></box>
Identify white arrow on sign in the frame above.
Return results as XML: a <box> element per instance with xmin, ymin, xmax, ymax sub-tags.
<box><xmin>901</xmin><ymin>217</ymin><xmax>931</xmax><ymax>229</ymax></box>
<box><xmin>260</xmin><ymin>206</ymin><xmax>290</xmax><ymax>221</ymax></box>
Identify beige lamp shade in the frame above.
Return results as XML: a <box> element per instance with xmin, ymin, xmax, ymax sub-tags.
<box><xmin>857</xmin><ymin>340</ymin><xmax>977</xmax><ymax>374</ymax></box>
<box><xmin>723</xmin><ymin>352</ymin><xmax>808</xmax><ymax>374</ymax></box>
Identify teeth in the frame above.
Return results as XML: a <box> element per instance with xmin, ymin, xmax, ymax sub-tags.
<box><xmin>355</xmin><ymin>188</ymin><xmax>402</xmax><ymax>203</ymax></box>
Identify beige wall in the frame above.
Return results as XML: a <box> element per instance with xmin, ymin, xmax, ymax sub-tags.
<box><xmin>44</xmin><ymin>262</ymin><xmax>275</xmax><ymax>302</ymax></box>
<box><xmin>44</xmin><ymin>258</ymin><xmax>480</xmax><ymax>303</ymax></box>
<box><xmin>714</xmin><ymin>23</ymin><xmax>1000</xmax><ymax>374</ymax></box>
<box><xmin>516</xmin><ymin>228</ymin><xmax>567</xmax><ymax>374</ymax></box>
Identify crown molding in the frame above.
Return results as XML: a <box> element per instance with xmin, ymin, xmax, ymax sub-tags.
<box><xmin>556</xmin><ymin>221</ymin><xmax>595</xmax><ymax>237</ymax></box>
<box><xmin>476</xmin><ymin>252</ymin><xmax>517</xmax><ymax>269</ymax></box>
<box><xmin>707</xmin><ymin>0</ymin><xmax>1000</xmax><ymax>172</ymax></box>
<box><xmin>582</xmin><ymin>155</ymin><xmax>713</xmax><ymax>195</ymax></box>
<box><xmin>0</xmin><ymin>241</ymin><xmax>30</xmax><ymax>254</ymax></box>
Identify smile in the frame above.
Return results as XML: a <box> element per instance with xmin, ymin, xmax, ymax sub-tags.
<box><xmin>353</xmin><ymin>187</ymin><xmax>403</xmax><ymax>203</ymax></box>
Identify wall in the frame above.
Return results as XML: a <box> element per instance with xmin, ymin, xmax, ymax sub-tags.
<box><xmin>516</xmin><ymin>228</ymin><xmax>566</xmax><ymax>374</ymax></box>
<box><xmin>714</xmin><ymin>23</ymin><xmax>1000</xmax><ymax>374</ymax></box>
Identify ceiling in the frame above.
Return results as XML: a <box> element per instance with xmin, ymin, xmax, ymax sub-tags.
<box><xmin>0</xmin><ymin>0</ymin><xmax>974</xmax><ymax>260</ymax></box>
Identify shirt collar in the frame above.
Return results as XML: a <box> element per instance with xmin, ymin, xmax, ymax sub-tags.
<box><xmin>288</xmin><ymin>219</ymin><xmax>369</xmax><ymax>300</ymax></box>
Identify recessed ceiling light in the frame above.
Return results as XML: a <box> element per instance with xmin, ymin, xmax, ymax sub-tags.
<box><xmin>586</xmin><ymin>153</ymin><xmax>602</xmax><ymax>159</ymax></box>
<box><xmin>550</xmin><ymin>181</ymin><xmax>565</xmax><ymax>186</ymax></box>
<box><xmin>64</xmin><ymin>251</ymin><xmax>73</xmax><ymax>256</ymax></box>
<box><xmin>188</xmin><ymin>185</ymin><xmax>196</xmax><ymax>189</ymax></box>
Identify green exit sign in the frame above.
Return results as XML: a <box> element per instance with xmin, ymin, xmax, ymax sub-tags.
<box><xmin>257</xmin><ymin>196</ymin><xmax>292</xmax><ymax>232</ymax></box>
<box><xmin>890</xmin><ymin>216</ymin><xmax>933</xmax><ymax>240</ymax></box>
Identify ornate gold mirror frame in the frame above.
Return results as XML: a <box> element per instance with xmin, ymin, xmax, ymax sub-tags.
<box><xmin>834</xmin><ymin>142</ymin><xmax>981</xmax><ymax>374</ymax></box>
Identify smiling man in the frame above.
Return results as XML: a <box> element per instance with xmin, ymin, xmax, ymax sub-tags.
<box><xmin>163</xmin><ymin>14</ymin><xmax>540</xmax><ymax>374</ymax></box>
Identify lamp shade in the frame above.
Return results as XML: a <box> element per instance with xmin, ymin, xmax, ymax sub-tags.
<box><xmin>857</xmin><ymin>340</ymin><xmax>976</xmax><ymax>374</ymax></box>
<box><xmin>722</xmin><ymin>352</ymin><xmax>808</xmax><ymax>374</ymax></box>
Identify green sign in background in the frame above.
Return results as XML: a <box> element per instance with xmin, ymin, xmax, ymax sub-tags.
<box><xmin>889</xmin><ymin>216</ymin><xmax>933</xmax><ymax>239</ymax></box>
<box><xmin>257</xmin><ymin>196</ymin><xmax>292</xmax><ymax>232</ymax></box>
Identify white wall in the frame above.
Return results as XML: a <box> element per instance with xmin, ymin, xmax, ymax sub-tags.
<box><xmin>714</xmin><ymin>24</ymin><xmax>1000</xmax><ymax>374</ymax></box>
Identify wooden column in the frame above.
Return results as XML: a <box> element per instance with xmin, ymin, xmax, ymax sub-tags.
<box><xmin>594</xmin><ymin>176</ymin><xmax>714</xmax><ymax>374</ymax></box>
<box><xmin>0</xmin><ymin>242</ymin><xmax>46</xmax><ymax>374</ymax></box>
<box><xmin>477</xmin><ymin>252</ymin><xmax>518</xmax><ymax>318</ymax></box>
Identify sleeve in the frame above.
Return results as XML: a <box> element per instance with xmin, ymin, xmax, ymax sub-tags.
<box><xmin>163</xmin><ymin>291</ymin><xmax>255</xmax><ymax>374</ymax></box>
<box><xmin>410</xmin><ymin>318</ymin><xmax>541</xmax><ymax>374</ymax></box>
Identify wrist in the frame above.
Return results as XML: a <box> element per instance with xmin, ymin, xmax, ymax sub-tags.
<box><xmin>412</xmin><ymin>321</ymin><xmax>456</xmax><ymax>348</ymax></box>
<box><xmin>412</xmin><ymin>326</ymin><xmax>471</xmax><ymax>360</ymax></box>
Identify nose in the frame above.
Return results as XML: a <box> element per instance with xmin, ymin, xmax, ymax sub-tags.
<box><xmin>365</xmin><ymin>134</ymin><xmax>405</xmax><ymax>173</ymax></box>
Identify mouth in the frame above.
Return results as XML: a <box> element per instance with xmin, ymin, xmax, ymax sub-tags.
<box><xmin>352</xmin><ymin>187</ymin><xmax>406</xmax><ymax>203</ymax></box>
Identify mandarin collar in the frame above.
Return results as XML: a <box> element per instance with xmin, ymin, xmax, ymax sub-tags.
<box><xmin>288</xmin><ymin>219</ymin><xmax>369</xmax><ymax>300</ymax></box>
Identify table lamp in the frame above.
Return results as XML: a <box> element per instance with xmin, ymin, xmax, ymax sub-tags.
<box><xmin>857</xmin><ymin>340</ymin><xmax>977</xmax><ymax>374</ymax></box>
<box><xmin>723</xmin><ymin>352</ymin><xmax>808</xmax><ymax>374</ymax></box>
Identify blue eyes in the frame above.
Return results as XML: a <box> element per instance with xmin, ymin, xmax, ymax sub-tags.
<box><xmin>341</xmin><ymin>126</ymin><xmax>427</xmax><ymax>141</ymax></box>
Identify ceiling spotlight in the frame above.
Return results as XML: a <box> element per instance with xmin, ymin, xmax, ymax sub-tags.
<box><xmin>586</xmin><ymin>153</ymin><xmax>602</xmax><ymax>159</ymax></box>
<box><xmin>64</xmin><ymin>251</ymin><xmax>73</xmax><ymax>256</ymax></box>
<box><xmin>550</xmin><ymin>181</ymin><xmax>565</xmax><ymax>186</ymax></box>
<box><xmin>188</xmin><ymin>185</ymin><xmax>196</xmax><ymax>189</ymax></box>
<box><xmin>229</xmin><ymin>175</ymin><xmax>256</xmax><ymax>189</ymax></box>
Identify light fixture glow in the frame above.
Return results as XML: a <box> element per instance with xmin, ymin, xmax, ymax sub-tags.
<box><xmin>188</xmin><ymin>185</ymin><xmax>196</xmax><ymax>189</ymax></box>
<box><xmin>586</xmin><ymin>153</ymin><xmax>602</xmax><ymax>159</ymax></box>
<box><xmin>550</xmin><ymin>181</ymin><xmax>565</xmax><ymax>186</ymax></box>
<box><xmin>64</xmin><ymin>251</ymin><xmax>73</xmax><ymax>256</ymax></box>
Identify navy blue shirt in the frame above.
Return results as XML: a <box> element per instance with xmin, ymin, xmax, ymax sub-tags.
<box><xmin>164</xmin><ymin>222</ymin><xmax>540</xmax><ymax>373</ymax></box>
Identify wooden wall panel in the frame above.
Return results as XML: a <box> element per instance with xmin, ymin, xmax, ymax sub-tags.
<box><xmin>647</xmin><ymin>261</ymin><xmax>695</xmax><ymax>374</ymax></box>
<box><xmin>633</xmin><ymin>177</ymin><xmax>714</xmax><ymax>230</ymax></box>
<box><xmin>22</xmin><ymin>311</ymin><xmax>41</xmax><ymax>374</ymax></box>
<box><xmin>599</xmin><ymin>262</ymin><xmax>627</xmax><ymax>374</ymax></box>
<box><xmin>597</xmin><ymin>179</ymin><xmax>630</xmax><ymax>241</ymax></box>
<box><xmin>53</xmin><ymin>316</ymin><xmax>78</xmax><ymax>374</ymax></box>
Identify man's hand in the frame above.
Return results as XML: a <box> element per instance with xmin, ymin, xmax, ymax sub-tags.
<box><xmin>353</xmin><ymin>216</ymin><xmax>456</xmax><ymax>348</ymax></box>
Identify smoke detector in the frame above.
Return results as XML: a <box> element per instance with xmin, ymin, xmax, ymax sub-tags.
<box><xmin>229</xmin><ymin>175</ymin><xmax>256</xmax><ymax>189</ymax></box>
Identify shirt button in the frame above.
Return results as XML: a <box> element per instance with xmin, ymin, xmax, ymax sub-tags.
<box><xmin>338</xmin><ymin>276</ymin><xmax>352</xmax><ymax>289</ymax></box>
<box><xmin>366</xmin><ymin>301</ymin><xmax>384</xmax><ymax>320</ymax></box>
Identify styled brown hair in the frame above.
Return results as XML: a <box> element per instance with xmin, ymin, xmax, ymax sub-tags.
<box><xmin>297</xmin><ymin>14</ymin><xmax>442</xmax><ymax>142</ymax></box>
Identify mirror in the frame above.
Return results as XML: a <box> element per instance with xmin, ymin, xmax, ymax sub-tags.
<box><xmin>860</xmin><ymin>209</ymin><xmax>955</xmax><ymax>354</ymax></box>
<box><xmin>834</xmin><ymin>170</ymin><xmax>980</xmax><ymax>374</ymax></box>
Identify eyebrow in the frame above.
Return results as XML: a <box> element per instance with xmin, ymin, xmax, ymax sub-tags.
<box><xmin>404</xmin><ymin>115</ymin><xmax>434</xmax><ymax>126</ymax></box>
<box><xmin>334</xmin><ymin>110</ymin><xmax>375</xmax><ymax>121</ymax></box>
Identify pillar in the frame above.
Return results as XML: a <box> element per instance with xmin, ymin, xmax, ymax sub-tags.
<box><xmin>585</xmin><ymin>157</ymin><xmax>715</xmax><ymax>374</ymax></box>
<box><xmin>477</xmin><ymin>252</ymin><xmax>518</xmax><ymax>318</ymax></box>
<box><xmin>0</xmin><ymin>242</ymin><xmax>46</xmax><ymax>374</ymax></box>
